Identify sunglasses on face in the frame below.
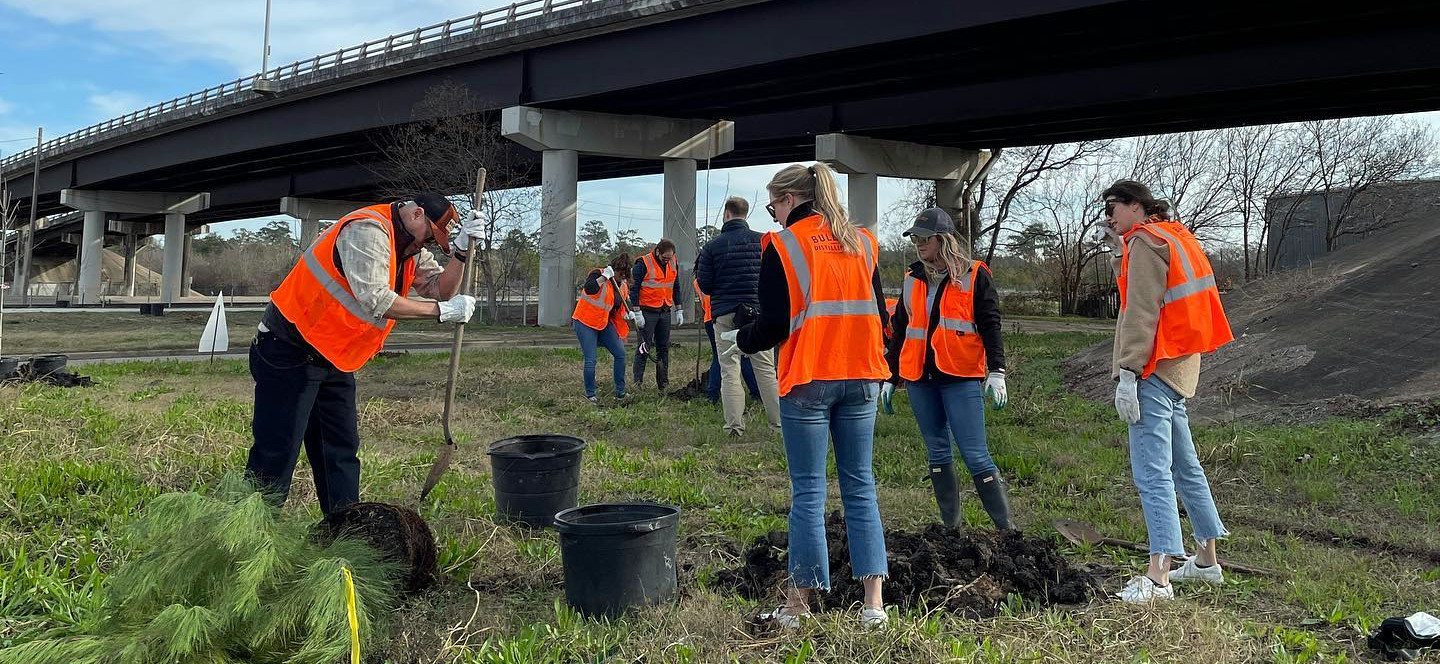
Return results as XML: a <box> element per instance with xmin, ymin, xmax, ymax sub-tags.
<box><xmin>909</xmin><ymin>234</ymin><xmax>935</xmax><ymax>246</ymax></box>
<box><xmin>1103</xmin><ymin>198</ymin><xmax>1127</xmax><ymax>218</ymax></box>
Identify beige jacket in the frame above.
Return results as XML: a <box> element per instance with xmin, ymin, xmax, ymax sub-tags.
<box><xmin>1110</xmin><ymin>231</ymin><xmax>1201</xmax><ymax>398</ymax></box>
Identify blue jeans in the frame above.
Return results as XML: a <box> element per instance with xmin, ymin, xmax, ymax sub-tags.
<box><xmin>780</xmin><ymin>379</ymin><xmax>888</xmax><ymax>589</ymax></box>
<box><xmin>1128</xmin><ymin>375</ymin><xmax>1228</xmax><ymax>557</ymax></box>
<box><xmin>573</xmin><ymin>320</ymin><xmax>626</xmax><ymax>398</ymax></box>
<box><xmin>905</xmin><ymin>379</ymin><xmax>997</xmax><ymax>476</ymax></box>
<box><xmin>705</xmin><ymin>321</ymin><xmax>759</xmax><ymax>401</ymax></box>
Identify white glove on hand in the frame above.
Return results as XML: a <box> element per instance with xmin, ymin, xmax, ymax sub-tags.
<box><xmin>985</xmin><ymin>371</ymin><xmax>1008</xmax><ymax>410</ymax></box>
<box><xmin>1100</xmin><ymin>225</ymin><xmax>1124</xmax><ymax>256</ymax></box>
<box><xmin>719</xmin><ymin>329</ymin><xmax>742</xmax><ymax>358</ymax></box>
<box><xmin>437</xmin><ymin>294</ymin><xmax>476</xmax><ymax>324</ymax></box>
<box><xmin>628</xmin><ymin>309</ymin><xmax>645</xmax><ymax>325</ymax></box>
<box><xmin>879</xmin><ymin>381</ymin><xmax>896</xmax><ymax>414</ymax></box>
<box><xmin>601</xmin><ymin>266</ymin><xmax>615</xmax><ymax>280</ymax></box>
<box><xmin>673</xmin><ymin>309</ymin><xmax>685</xmax><ymax>326</ymax></box>
<box><xmin>449</xmin><ymin>210</ymin><xmax>486</xmax><ymax>256</ymax></box>
<box><xmin>1115</xmin><ymin>371</ymin><xmax>1141</xmax><ymax>424</ymax></box>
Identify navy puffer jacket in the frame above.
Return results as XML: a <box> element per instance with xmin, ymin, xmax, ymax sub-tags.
<box><xmin>696</xmin><ymin>218</ymin><xmax>763</xmax><ymax>318</ymax></box>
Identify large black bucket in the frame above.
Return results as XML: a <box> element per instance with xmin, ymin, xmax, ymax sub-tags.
<box><xmin>0</xmin><ymin>357</ymin><xmax>19</xmax><ymax>380</ymax></box>
<box><xmin>487</xmin><ymin>434</ymin><xmax>586</xmax><ymax>527</ymax></box>
<box><xmin>554</xmin><ymin>502</ymin><xmax>681</xmax><ymax>618</ymax></box>
<box><xmin>28</xmin><ymin>354</ymin><xmax>68</xmax><ymax>377</ymax></box>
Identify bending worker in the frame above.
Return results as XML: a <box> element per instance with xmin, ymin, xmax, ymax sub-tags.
<box><xmin>1102</xmin><ymin>180</ymin><xmax>1234</xmax><ymax>604</ymax></box>
<box><xmin>245</xmin><ymin>195</ymin><xmax>482</xmax><ymax>517</ymax></box>
<box><xmin>725</xmin><ymin>163</ymin><xmax>891</xmax><ymax>628</ymax></box>
<box><xmin>572</xmin><ymin>253</ymin><xmax>634</xmax><ymax>404</ymax></box>
<box><xmin>884</xmin><ymin>208</ymin><xmax>1011</xmax><ymax>530</ymax></box>
<box><xmin>630</xmin><ymin>239</ymin><xmax>680</xmax><ymax>391</ymax></box>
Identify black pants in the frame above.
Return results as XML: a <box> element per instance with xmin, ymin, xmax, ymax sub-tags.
<box><xmin>633</xmin><ymin>310</ymin><xmax>671</xmax><ymax>389</ymax></box>
<box><xmin>244</xmin><ymin>332</ymin><xmax>361</xmax><ymax>517</ymax></box>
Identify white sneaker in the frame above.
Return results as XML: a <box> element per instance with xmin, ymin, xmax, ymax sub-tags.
<box><xmin>861</xmin><ymin>606</ymin><xmax>888</xmax><ymax>628</ymax></box>
<box><xmin>1116</xmin><ymin>575</ymin><xmax>1174</xmax><ymax>604</ymax></box>
<box><xmin>760</xmin><ymin>607</ymin><xmax>809</xmax><ymax>629</ymax></box>
<box><xmin>1170</xmin><ymin>557</ymin><xmax>1224</xmax><ymax>585</ymax></box>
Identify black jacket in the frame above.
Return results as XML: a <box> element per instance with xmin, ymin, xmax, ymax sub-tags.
<box><xmin>736</xmin><ymin>202</ymin><xmax>888</xmax><ymax>354</ymax></box>
<box><xmin>629</xmin><ymin>251</ymin><xmax>680</xmax><ymax>313</ymax></box>
<box><xmin>884</xmin><ymin>260</ymin><xmax>1006</xmax><ymax>383</ymax></box>
<box><xmin>696</xmin><ymin>218</ymin><xmax>763</xmax><ymax>318</ymax></box>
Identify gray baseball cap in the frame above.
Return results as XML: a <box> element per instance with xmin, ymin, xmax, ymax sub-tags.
<box><xmin>902</xmin><ymin>208</ymin><xmax>956</xmax><ymax>237</ymax></box>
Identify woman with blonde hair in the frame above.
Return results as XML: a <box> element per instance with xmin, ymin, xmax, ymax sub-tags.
<box><xmin>883</xmin><ymin>208</ymin><xmax>1010</xmax><ymax>530</ymax></box>
<box><xmin>723</xmin><ymin>163</ymin><xmax>891</xmax><ymax>627</ymax></box>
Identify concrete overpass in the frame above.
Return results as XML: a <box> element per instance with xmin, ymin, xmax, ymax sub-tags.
<box><xmin>3</xmin><ymin>0</ymin><xmax>1438</xmax><ymax>318</ymax></box>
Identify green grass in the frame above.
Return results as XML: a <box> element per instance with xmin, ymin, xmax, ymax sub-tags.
<box><xmin>2</xmin><ymin>331</ymin><xmax>1437</xmax><ymax>662</ymax></box>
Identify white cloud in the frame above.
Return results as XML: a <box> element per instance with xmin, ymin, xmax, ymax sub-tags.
<box><xmin>0</xmin><ymin>0</ymin><xmax>518</xmax><ymax>75</ymax></box>
<box><xmin>87</xmin><ymin>90</ymin><xmax>149</xmax><ymax>118</ymax></box>
<box><xmin>0</xmin><ymin>96</ymin><xmax>12</xmax><ymax>116</ymax></box>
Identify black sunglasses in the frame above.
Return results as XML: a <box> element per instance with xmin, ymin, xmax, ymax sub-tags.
<box><xmin>1103</xmin><ymin>197</ymin><xmax>1128</xmax><ymax>217</ymax></box>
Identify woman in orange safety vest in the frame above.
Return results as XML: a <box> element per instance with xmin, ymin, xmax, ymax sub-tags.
<box><xmin>883</xmin><ymin>207</ymin><xmax>1011</xmax><ymax>531</ymax></box>
<box><xmin>571</xmin><ymin>252</ymin><xmax>634</xmax><ymax>404</ymax></box>
<box><xmin>726</xmin><ymin>162</ymin><xmax>891</xmax><ymax>629</ymax></box>
<box><xmin>1101</xmin><ymin>180</ymin><xmax>1235</xmax><ymax>604</ymax></box>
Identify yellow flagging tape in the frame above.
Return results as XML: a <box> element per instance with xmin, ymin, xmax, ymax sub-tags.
<box><xmin>341</xmin><ymin>567</ymin><xmax>360</xmax><ymax>664</ymax></box>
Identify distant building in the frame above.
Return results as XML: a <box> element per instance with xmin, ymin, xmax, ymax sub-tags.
<box><xmin>1266</xmin><ymin>178</ymin><xmax>1440</xmax><ymax>270</ymax></box>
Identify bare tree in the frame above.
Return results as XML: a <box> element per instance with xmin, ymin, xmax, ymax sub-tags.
<box><xmin>1298</xmin><ymin>116</ymin><xmax>1435</xmax><ymax>251</ymax></box>
<box><xmin>1219</xmin><ymin>124</ymin><xmax>1308</xmax><ymax>280</ymax></box>
<box><xmin>1127</xmin><ymin>131</ymin><xmax>1238</xmax><ymax>241</ymax></box>
<box><xmin>977</xmin><ymin>141</ymin><xmax>1111</xmax><ymax>263</ymax></box>
<box><xmin>376</xmin><ymin>80</ymin><xmax>538</xmax><ymax>324</ymax></box>
<box><xmin>1020</xmin><ymin>164</ymin><xmax>1115</xmax><ymax>315</ymax></box>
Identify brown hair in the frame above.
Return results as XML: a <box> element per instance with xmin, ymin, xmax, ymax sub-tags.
<box><xmin>654</xmin><ymin>239</ymin><xmax>676</xmax><ymax>256</ymax></box>
<box><xmin>610</xmin><ymin>252</ymin><xmax>631</xmax><ymax>275</ymax></box>
<box><xmin>766</xmin><ymin>162</ymin><xmax>861</xmax><ymax>255</ymax></box>
<box><xmin>723</xmin><ymin>196</ymin><xmax>749</xmax><ymax>219</ymax></box>
<box><xmin>1101</xmin><ymin>180</ymin><xmax>1171</xmax><ymax>220</ymax></box>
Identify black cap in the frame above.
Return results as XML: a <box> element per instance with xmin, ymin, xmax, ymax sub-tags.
<box><xmin>411</xmin><ymin>193</ymin><xmax>458</xmax><ymax>252</ymax></box>
<box><xmin>902</xmin><ymin>208</ymin><xmax>956</xmax><ymax>237</ymax></box>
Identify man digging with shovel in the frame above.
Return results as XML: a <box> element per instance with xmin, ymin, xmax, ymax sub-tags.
<box><xmin>244</xmin><ymin>194</ymin><xmax>485</xmax><ymax>517</ymax></box>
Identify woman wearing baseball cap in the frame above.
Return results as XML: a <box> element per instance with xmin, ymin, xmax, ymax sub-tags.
<box><xmin>884</xmin><ymin>208</ymin><xmax>1012</xmax><ymax>531</ymax></box>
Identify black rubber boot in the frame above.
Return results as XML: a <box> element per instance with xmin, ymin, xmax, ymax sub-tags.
<box><xmin>929</xmin><ymin>463</ymin><xmax>962</xmax><ymax>528</ymax></box>
<box><xmin>973</xmin><ymin>470</ymin><xmax>1014</xmax><ymax>531</ymax></box>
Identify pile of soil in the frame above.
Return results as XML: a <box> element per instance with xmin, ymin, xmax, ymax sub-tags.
<box><xmin>668</xmin><ymin>374</ymin><xmax>709</xmax><ymax>402</ymax></box>
<box><xmin>1064</xmin><ymin>197</ymin><xmax>1440</xmax><ymax>424</ymax></box>
<box><xmin>320</xmin><ymin>502</ymin><xmax>438</xmax><ymax>594</ymax></box>
<box><xmin>1</xmin><ymin>370</ymin><xmax>94</xmax><ymax>387</ymax></box>
<box><xmin>716</xmin><ymin>512</ymin><xmax>1098</xmax><ymax>617</ymax></box>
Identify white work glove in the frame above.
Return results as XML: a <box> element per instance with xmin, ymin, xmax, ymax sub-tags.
<box><xmin>449</xmin><ymin>209</ymin><xmax>486</xmax><ymax>256</ymax></box>
<box><xmin>985</xmin><ymin>371</ymin><xmax>1008</xmax><ymax>410</ymax></box>
<box><xmin>437</xmin><ymin>294</ymin><xmax>476</xmax><ymax>324</ymax></box>
<box><xmin>719</xmin><ymin>329</ymin><xmax>743</xmax><ymax>358</ymax></box>
<box><xmin>673</xmin><ymin>309</ymin><xmax>685</xmax><ymax>326</ymax></box>
<box><xmin>879</xmin><ymin>381</ymin><xmax>896</xmax><ymax>415</ymax></box>
<box><xmin>628</xmin><ymin>309</ymin><xmax>645</xmax><ymax>325</ymax></box>
<box><xmin>601</xmin><ymin>266</ymin><xmax>615</xmax><ymax>280</ymax></box>
<box><xmin>1099</xmin><ymin>225</ymin><xmax>1124</xmax><ymax>257</ymax></box>
<box><xmin>1114</xmin><ymin>370</ymin><xmax>1141</xmax><ymax>424</ymax></box>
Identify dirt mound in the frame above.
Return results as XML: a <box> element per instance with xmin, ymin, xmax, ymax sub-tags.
<box><xmin>1065</xmin><ymin>210</ymin><xmax>1440</xmax><ymax>424</ymax></box>
<box><xmin>716</xmin><ymin>512</ymin><xmax>1098</xmax><ymax>617</ymax></box>
<box><xmin>321</xmin><ymin>502</ymin><xmax>438</xmax><ymax>594</ymax></box>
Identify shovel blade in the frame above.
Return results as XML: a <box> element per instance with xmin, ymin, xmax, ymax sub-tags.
<box><xmin>419</xmin><ymin>441</ymin><xmax>458</xmax><ymax>500</ymax></box>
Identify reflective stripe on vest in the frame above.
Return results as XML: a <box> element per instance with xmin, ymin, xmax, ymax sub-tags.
<box><xmin>639</xmin><ymin>252</ymin><xmax>675</xmax><ymax>307</ymax></box>
<box><xmin>899</xmin><ymin>262</ymin><xmax>987</xmax><ymax>380</ymax></box>
<box><xmin>297</xmin><ymin>211</ymin><xmax>391</xmax><ymax>331</ymax></box>
<box><xmin>1137</xmin><ymin>222</ymin><xmax>1218</xmax><ymax>305</ymax></box>
<box><xmin>775</xmin><ymin>225</ymin><xmax>876</xmax><ymax>330</ymax></box>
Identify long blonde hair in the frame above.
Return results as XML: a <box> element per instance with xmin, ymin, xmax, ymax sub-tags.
<box><xmin>923</xmin><ymin>232</ymin><xmax>973</xmax><ymax>281</ymax></box>
<box><xmin>767</xmin><ymin>163</ymin><xmax>863</xmax><ymax>255</ymax></box>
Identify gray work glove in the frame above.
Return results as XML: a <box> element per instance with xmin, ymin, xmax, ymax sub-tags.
<box><xmin>1114</xmin><ymin>370</ymin><xmax>1141</xmax><ymax>424</ymax></box>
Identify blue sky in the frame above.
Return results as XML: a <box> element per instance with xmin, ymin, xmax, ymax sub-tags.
<box><xmin>0</xmin><ymin>0</ymin><xmax>912</xmax><ymax>244</ymax></box>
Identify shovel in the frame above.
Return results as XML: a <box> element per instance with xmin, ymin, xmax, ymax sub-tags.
<box><xmin>419</xmin><ymin>168</ymin><xmax>486</xmax><ymax>501</ymax></box>
<box><xmin>1053</xmin><ymin>518</ymin><xmax>1276</xmax><ymax>576</ymax></box>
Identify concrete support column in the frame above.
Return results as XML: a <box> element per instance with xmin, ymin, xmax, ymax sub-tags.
<box><xmin>934</xmin><ymin>178</ymin><xmax>967</xmax><ymax>247</ymax></box>
<box><xmin>181</xmin><ymin>232</ymin><xmax>194</xmax><ymax>295</ymax></box>
<box><xmin>77</xmin><ymin>210</ymin><xmax>106</xmax><ymax>304</ymax></box>
<box><xmin>122</xmin><ymin>233</ymin><xmax>138</xmax><ymax>296</ymax></box>
<box><xmin>162</xmin><ymin>213</ymin><xmax>185</xmax><ymax>303</ymax></box>
<box><xmin>300</xmin><ymin>218</ymin><xmax>321</xmax><ymax>248</ymax></box>
<box><xmin>538</xmin><ymin>149</ymin><xmax>578</xmax><ymax>326</ymax></box>
<box><xmin>663</xmin><ymin>158</ymin><xmax>697</xmax><ymax>310</ymax></box>
<box><xmin>848</xmin><ymin>173</ymin><xmax>879</xmax><ymax>233</ymax></box>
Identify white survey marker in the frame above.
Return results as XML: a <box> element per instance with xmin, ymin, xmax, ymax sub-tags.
<box><xmin>198</xmin><ymin>292</ymin><xmax>229</xmax><ymax>354</ymax></box>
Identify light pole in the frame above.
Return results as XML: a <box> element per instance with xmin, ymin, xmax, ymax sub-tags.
<box><xmin>253</xmin><ymin>0</ymin><xmax>278</xmax><ymax>94</ymax></box>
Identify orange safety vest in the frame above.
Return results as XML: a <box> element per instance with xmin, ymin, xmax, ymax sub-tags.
<box><xmin>271</xmin><ymin>204</ymin><xmax>417</xmax><ymax>372</ymax></box>
<box><xmin>883</xmin><ymin>297</ymin><xmax>899</xmax><ymax>340</ymax></box>
<box><xmin>1118</xmin><ymin>219</ymin><xmax>1234</xmax><ymax>378</ymax></box>
<box><xmin>765</xmin><ymin>214</ymin><xmax>888</xmax><ymax>396</ymax></box>
<box><xmin>694</xmin><ymin>277</ymin><xmax>713</xmax><ymax>323</ymax></box>
<box><xmin>898</xmin><ymin>263</ymin><xmax>988</xmax><ymax>380</ymax></box>
<box><xmin>571</xmin><ymin>269</ymin><xmax>630</xmax><ymax>337</ymax></box>
<box><xmin>638</xmin><ymin>252</ymin><xmax>676</xmax><ymax>308</ymax></box>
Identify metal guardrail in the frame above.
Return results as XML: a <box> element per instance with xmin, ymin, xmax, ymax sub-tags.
<box><xmin>0</xmin><ymin>0</ymin><xmax>622</xmax><ymax>176</ymax></box>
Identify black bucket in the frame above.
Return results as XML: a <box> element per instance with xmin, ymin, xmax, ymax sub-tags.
<box><xmin>150</xmin><ymin>303</ymin><xmax>167</xmax><ymax>317</ymax></box>
<box><xmin>0</xmin><ymin>357</ymin><xmax>18</xmax><ymax>380</ymax></box>
<box><xmin>139</xmin><ymin>303</ymin><xmax>153</xmax><ymax>315</ymax></box>
<box><xmin>28</xmin><ymin>354</ymin><xmax>68</xmax><ymax>377</ymax></box>
<box><xmin>487</xmin><ymin>434</ymin><xmax>586</xmax><ymax>527</ymax></box>
<box><xmin>555</xmin><ymin>503</ymin><xmax>681</xmax><ymax>618</ymax></box>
